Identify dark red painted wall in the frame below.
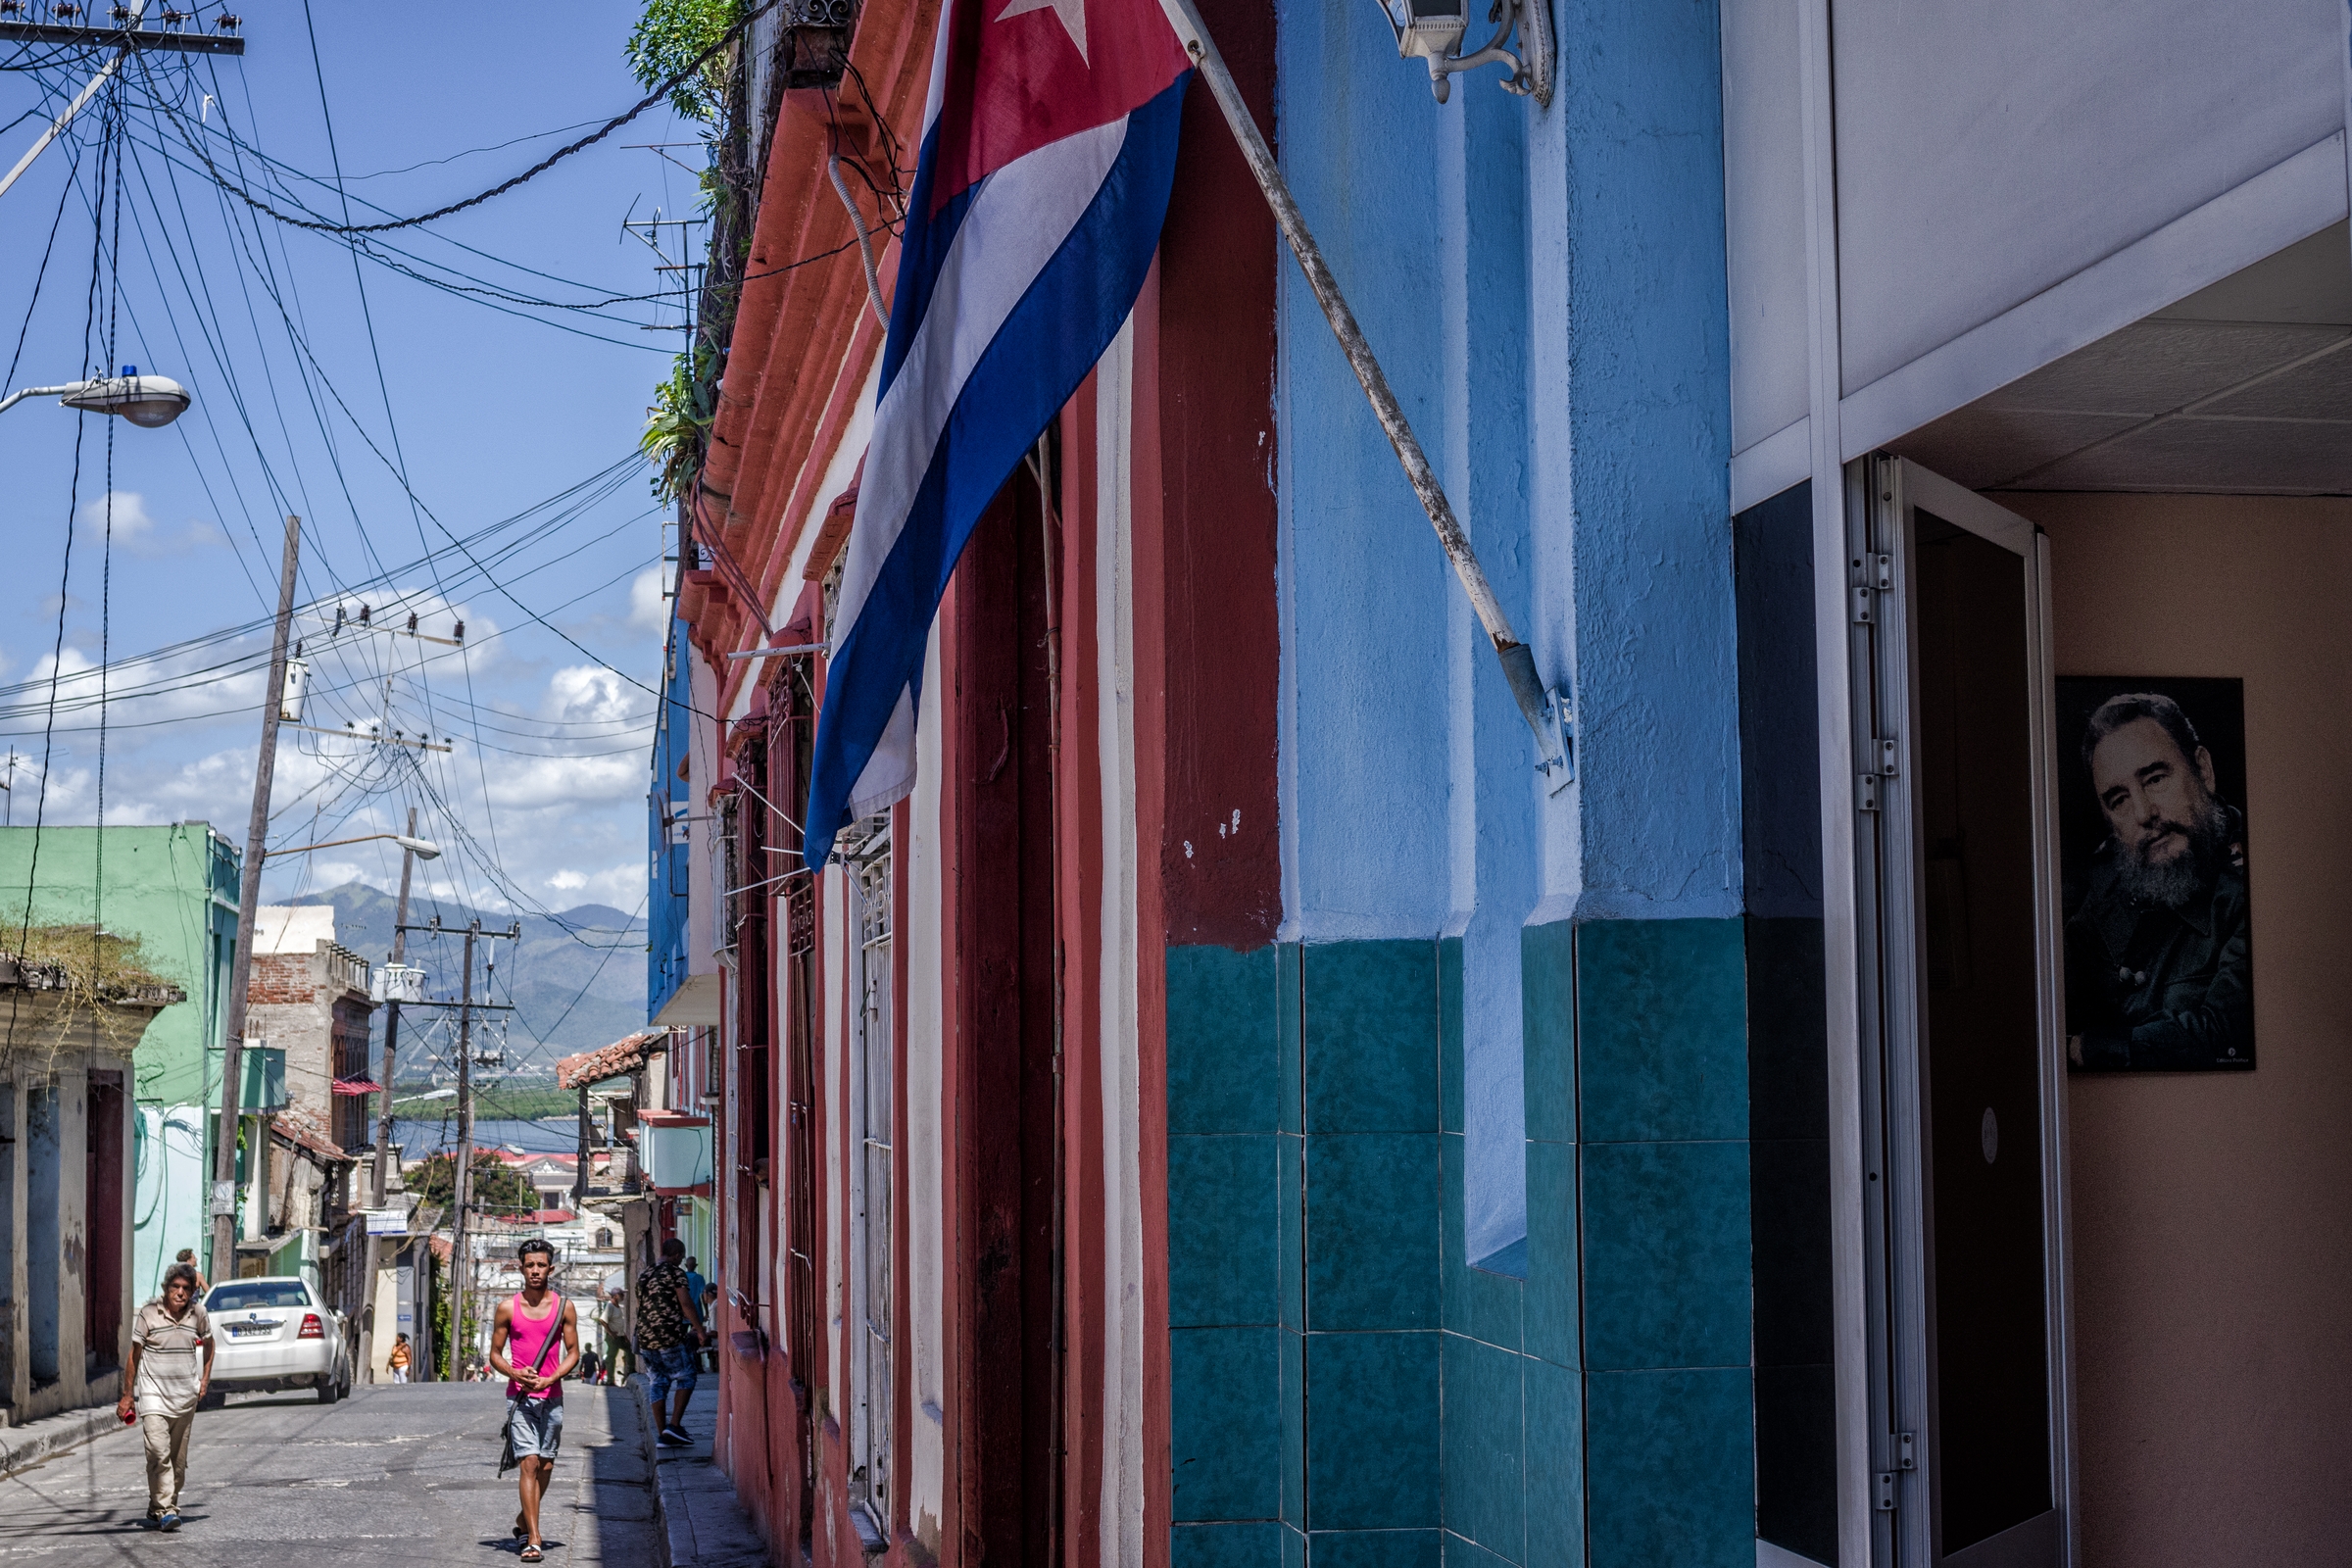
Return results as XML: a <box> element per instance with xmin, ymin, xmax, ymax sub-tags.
<box><xmin>1152</xmin><ymin>0</ymin><xmax>1283</xmax><ymax>952</ymax></box>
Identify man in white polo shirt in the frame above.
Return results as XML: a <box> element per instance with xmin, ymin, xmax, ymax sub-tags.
<box><xmin>116</xmin><ymin>1262</ymin><xmax>214</xmax><ymax>1531</ymax></box>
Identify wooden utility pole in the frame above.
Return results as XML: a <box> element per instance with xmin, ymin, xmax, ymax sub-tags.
<box><xmin>355</xmin><ymin>807</ymin><xmax>424</xmax><ymax>1383</ymax></box>
<box><xmin>209</xmin><ymin>514</ymin><xmax>301</xmax><ymax>1286</ymax></box>
<box><xmin>574</xmin><ymin>1085</ymin><xmax>592</xmax><ymax>1213</ymax></box>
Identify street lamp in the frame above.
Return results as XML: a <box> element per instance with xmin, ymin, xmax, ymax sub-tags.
<box><xmin>0</xmin><ymin>365</ymin><xmax>191</xmax><ymax>427</ymax></box>
<box><xmin>264</xmin><ymin>831</ymin><xmax>443</xmax><ymax>861</ymax></box>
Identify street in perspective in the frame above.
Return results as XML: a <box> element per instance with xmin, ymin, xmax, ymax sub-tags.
<box><xmin>0</xmin><ymin>0</ymin><xmax>2345</xmax><ymax>1565</ymax></box>
<box><xmin>0</xmin><ymin>1384</ymin><xmax>661</xmax><ymax>1566</ymax></box>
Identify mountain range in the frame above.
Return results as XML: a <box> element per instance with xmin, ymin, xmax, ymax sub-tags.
<box><xmin>287</xmin><ymin>882</ymin><xmax>648</xmax><ymax>1071</ymax></box>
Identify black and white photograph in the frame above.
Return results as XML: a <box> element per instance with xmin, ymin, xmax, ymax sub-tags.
<box><xmin>2059</xmin><ymin>676</ymin><xmax>2254</xmax><ymax>1072</ymax></box>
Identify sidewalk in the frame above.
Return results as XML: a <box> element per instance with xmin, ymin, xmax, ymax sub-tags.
<box><xmin>640</xmin><ymin>1372</ymin><xmax>768</xmax><ymax>1567</ymax></box>
<box><xmin>0</xmin><ymin>1402</ymin><xmax>122</xmax><ymax>1482</ymax></box>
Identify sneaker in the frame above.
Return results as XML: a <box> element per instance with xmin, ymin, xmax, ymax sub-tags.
<box><xmin>657</xmin><ymin>1427</ymin><xmax>691</xmax><ymax>1448</ymax></box>
<box><xmin>158</xmin><ymin>1512</ymin><xmax>180</xmax><ymax>1533</ymax></box>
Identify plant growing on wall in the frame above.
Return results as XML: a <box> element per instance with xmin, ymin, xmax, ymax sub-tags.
<box><xmin>625</xmin><ymin>0</ymin><xmax>742</xmax><ymax>122</ymax></box>
<box><xmin>0</xmin><ymin>924</ymin><xmax>183</xmax><ymax>1073</ymax></box>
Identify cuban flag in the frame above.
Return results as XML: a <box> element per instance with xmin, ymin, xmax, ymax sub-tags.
<box><xmin>803</xmin><ymin>0</ymin><xmax>1194</xmax><ymax>868</ymax></box>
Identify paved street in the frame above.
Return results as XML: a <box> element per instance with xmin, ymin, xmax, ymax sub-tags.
<box><xmin>0</xmin><ymin>1384</ymin><xmax>662</xmax><ymax>1567</ymax></box>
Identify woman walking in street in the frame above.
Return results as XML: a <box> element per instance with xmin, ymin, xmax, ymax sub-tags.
<box><xmin>388</xmin><ymin>1333</ymin><xmax>413</xmax><ymax>1384</ymax></box>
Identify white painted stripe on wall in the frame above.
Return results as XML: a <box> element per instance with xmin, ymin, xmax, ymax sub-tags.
<box><xmin>906</xmin><ymin>615</ymin><xmax>950</xmax><ymax>1545</ymax></box>
<box><xmin>1094</xmin><ymin>315</ymin><xmax>1148</xmax><ymax>1568</ymax></box>
<box><xmin>822</xmin><ymin>859</ymin><xmax>851</xmax><ymax>1436</ymax></box>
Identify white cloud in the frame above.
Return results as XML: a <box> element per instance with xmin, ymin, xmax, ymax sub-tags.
<box><xmin>629</xmin><ymin>567</ymin><xmax>670</xmax><ymax>631</ymax></box>
<box><xmin>544</xmin><ymin>664</ymin><xmax>647</xmax><ymax>726</ymax></box>
<box><xmin>75</xmin><ymin>491</ymin><xmax>221</xmax><ymax>558</ymax></box>
<box><xmin>548</xmin><ymin>869</ymin><xmax>588</xmax><ymax>891</ymax></box>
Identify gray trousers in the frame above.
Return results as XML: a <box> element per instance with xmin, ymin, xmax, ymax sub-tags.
<box><xmin>141</xmin><ymin>1410</ymin><xmax>194</xmax><ymax>1514</ymax></box>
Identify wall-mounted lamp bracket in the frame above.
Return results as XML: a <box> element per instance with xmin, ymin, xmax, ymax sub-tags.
<box><xmin>1537</xmin><ymin>683</ymin><xmax>1574</xmax><ymax>793</ymax></box>
<box><xmin>1377</xmin><ymin>0</ymin><xmax>1553</xmax><ymax>105</ymax></box>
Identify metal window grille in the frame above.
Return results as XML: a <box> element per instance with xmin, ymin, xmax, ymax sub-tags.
<box><xmin>844</xmin><ymin>819</ymin><xmax>893</xmax><ymax>1537</ymax></box>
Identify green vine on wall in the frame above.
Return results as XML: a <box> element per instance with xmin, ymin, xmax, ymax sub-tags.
<box><xmin>629</xmin><ymin>0</ymin><xmax>750</xmax><ymax>507</ymax></box>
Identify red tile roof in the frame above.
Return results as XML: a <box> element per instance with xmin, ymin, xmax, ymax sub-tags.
<box><xmin>556</xmin><ymin>1028</ymin><xmax>669</xmax><ymax>1090</ymax></box>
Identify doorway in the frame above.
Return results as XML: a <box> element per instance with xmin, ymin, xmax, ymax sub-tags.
<box><xmin>1848</xmin><ymin>456</ymin><xmax>2076</xmax><ymax>1567</ymax></box>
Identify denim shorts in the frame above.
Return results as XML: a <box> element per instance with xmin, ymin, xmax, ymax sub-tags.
<box><xmin>508</xmin><ymin>1396</ymin><xmax>564</xmax><ymax>1460</ymax></box>
<box><xmin>643</xmin><ymin>1343</ymin><xmax>698</xmax><ymax>1402</ymax></box>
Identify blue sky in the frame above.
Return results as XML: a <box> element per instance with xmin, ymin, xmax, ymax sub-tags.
<box><xmin>0</xmin><ymin>1</ymin><xmax>702</xmax><ymax>929</ymax></box>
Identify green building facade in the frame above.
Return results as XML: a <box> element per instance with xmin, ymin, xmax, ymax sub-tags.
<box><xmin>0</xmin><ymin>823</ymin><xmax>240</xmax><ymax>1299</ymax></box>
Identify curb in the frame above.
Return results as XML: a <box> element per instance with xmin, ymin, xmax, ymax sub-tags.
<box><xmin>632</xmin><ymin>1382</ymin><xmax>678</xmax><ymax>1568</ymax></box>
<box><xmin>0</xmin><ymin>1404</ymin><xmax>128</xmax><ymax>1481</ymax></box>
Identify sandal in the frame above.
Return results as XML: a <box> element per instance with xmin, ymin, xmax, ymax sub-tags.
<box><xmin>520</xmin><ymin>1545</ymin><xmax>543</xmax><ymax>1562</ymax></box>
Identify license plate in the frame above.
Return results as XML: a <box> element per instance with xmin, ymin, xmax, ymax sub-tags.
<box><xmin>228</xmin><ymin>1322</ymin><xmax>273</xmax><ymax>1336</ymax></box>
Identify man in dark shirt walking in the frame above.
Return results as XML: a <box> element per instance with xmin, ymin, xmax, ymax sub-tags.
<box><xmin>636</xmin><ymin>1238</ymin><xmax>708</xmax><ymax>1447</ymax></box>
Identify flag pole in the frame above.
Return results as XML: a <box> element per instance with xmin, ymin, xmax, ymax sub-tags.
<box><xmin>1152</xmin><ymin>0</ymin><xmax>1563</xmax><ymax>772</ymax></box>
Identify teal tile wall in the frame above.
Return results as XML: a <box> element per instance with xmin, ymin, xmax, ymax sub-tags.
<box><xmin>1442</xmin><ymin>1335</ymin><xmax>1526</xmax><ymax>1559</ymax></box>
<box><xmin>1583</xmin><ymin>1369</ymin><xmax>1754</xmax><ymax>1568</ymax></box>
<box><xmin>1177</xmin><ymin>1522</ymin><xmax>1292</xmax><ymax>1568</ymax></box>
<box><xmin>1575</xmin><ymin>919</ymin><xmax>1745</xmax><ymax>1144</ymax></box>
<box><xmin>1170</xmin><ymin>945</ymin><xmax>1284</xmax><ymax>1135</ymax></box>
<box><xmin>1574</xmin><ymin>919</ymin><xmax>1752</xmax><ymax>1568</ymax></box>
<box><xmin>1304</xmin><ymin>940</ymin><xmax>1440</xmax><ymax>1133</ymax></box>
<box><xmin>1312</xmin><ymin>1531</ymin><xmax>1446</xmax><ymax>1568</ymax></box>
<box><xmin>1169</xmin><ymin>944</ymin><xmax>1302</xmax><ymax>1539</ymax></box>
<box><xmin>1174</xmin><ymin>1327</ymin><xmax>1287</xmax><ymax>1521</ymax></box>
<box><xmin>1166</xmin><ymin>929</ymin><xmax>1752</xmax><ymax>1568</ymax></box>
<box><xmin>1308</xmin><ymin>1330</ymin><xmax>1441</xmax><ymax>1529</ymax></box>
<box><xmin>1171</xmin><ymin>1133</ymin><xmax>1287</xmax><ymax>1327</ymax></box>
<box><xmin>1309</xmin><ymin>1132</ymin><xmax>1440</xmax><ymax>1330</ymax></box>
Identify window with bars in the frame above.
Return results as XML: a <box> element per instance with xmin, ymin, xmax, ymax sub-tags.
<box><xmin>844</xmin><ymin>818</ymin><xmax>894</xmax><ymax>1540</ymax></box>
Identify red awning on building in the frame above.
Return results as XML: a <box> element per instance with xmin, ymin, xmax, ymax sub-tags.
<box><xmin>331</xmin><ymin>1076</ymin><xmax>382</xmax><ymax>1096</ymax></box>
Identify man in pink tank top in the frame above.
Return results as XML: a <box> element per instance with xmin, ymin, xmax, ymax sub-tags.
<box><xmin>488</xmin><ymin>1238</ymin><xmax>579</xmax><ymax>1562</ymax></box>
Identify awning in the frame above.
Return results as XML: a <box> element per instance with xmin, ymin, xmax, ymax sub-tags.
<box><xmin>331</xmin><ymin>1076</ymin><xmax>382</xmax><ymax>1096</ymax></box>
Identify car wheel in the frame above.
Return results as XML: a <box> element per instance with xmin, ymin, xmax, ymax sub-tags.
<box><xmin>318</xmin><ymin>1372</ymin><xmax>340</xmax><ymax>1405</ymax></box>
<box><xmin>197</xmin><ymin>1390</ymin><xmax>225</xmax><ymax>1412</ymax></box>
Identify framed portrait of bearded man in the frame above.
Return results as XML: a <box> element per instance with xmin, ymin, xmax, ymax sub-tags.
<box><xmin>2057</xmin><ymin>676</ymin><xmax>2253</xmax><ymax>1072</ymax></box>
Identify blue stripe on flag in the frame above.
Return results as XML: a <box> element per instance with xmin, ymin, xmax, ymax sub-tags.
<box><xmin>805</xmin><ymin>73</ymin><xmax>1191</xmax><ymax>869</ymax></box>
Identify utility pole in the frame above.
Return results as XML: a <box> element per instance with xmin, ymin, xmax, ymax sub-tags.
<box><xmin>574</xmin><ymin>1085</ymin><xmax>592</xmax><ymax>1214</ymax></box>
<box><xmin>449</xmin><ymin>919</ymin><xmax>478</xmax><ymax>1379</ymax></box>
<box><xmin>393</xmin><ymin>913</ymin><xmax>518</xmax><ymax>1379</ymax></box>
<box><xmin>355</xmin><ymin>807</ymin><xmax>423</xmax><ymax>1384</ymax></box>
<box><xmin>209</xmin><ymin>514</ymin><xmax>301</xmax><ymax>1286</ymax></box>
<box><xmin>372</xmin><ymin>807</ymin><xmax>422</xmax><ymax>1208</ymax></box>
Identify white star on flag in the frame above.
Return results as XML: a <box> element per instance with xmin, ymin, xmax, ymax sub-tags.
<box><xmin>996</xmin><ymin>0</ymin><xmax>1088</xmax><ymax>62</ymax></box>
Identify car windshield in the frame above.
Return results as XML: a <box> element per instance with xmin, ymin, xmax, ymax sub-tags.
<box><xmin>206</xmin><ymin>1282</ymin><xmax>311</xmax><ymax>1310</ymax></box>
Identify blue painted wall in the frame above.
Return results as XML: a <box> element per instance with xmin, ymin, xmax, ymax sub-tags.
<box><xmin>648</xmin><ymin>617</ymin><xmax>694</xmax><ymax>1022</ymax></box>
<box><xmin>1247</xmin><ymin>0</ymin><xmax>1748</xmax><ymax>1559</ymax></box>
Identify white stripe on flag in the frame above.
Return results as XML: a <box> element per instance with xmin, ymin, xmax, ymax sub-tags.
<box><xmin>833</xmin><ymin>115</ymin><xmax>1131</xmax><ymax>642</ymax></box>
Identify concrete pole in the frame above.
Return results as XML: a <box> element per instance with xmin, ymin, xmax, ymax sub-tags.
<box><xmin>356</xmin><ymin>807</ymin><xmax>421</xmax><ymax>1382</ymax></box>
<box><xmin>209</xmin><ymin>514</ymin><xmax>300</xmax><ymax>1285</ymax></box>
<box><xmin>446</xmin><ymin>920</ymin><xmax>477</xmax><ymax>1376</ymax></box>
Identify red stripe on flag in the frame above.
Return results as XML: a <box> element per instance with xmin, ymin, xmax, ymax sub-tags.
<box><xmin>928</xmin><ymin>0</ymin><xmax>1191</xmax><ymax>214</ymax></box>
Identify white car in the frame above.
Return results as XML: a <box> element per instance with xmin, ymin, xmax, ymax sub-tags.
<box><xmin>202</xmin><ymin>1277</ymin><xmax>352</xmax><ymax>1404</ymax></box>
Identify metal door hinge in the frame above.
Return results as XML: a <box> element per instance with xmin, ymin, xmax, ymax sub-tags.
<box><xmin>1875</xmin><ymin>1471</ymin><xmax>1897</xmax><ymax>1511</ymax></box>
<box><xmin>1850</xmin><ymin>553</ymin><xmax>1892</xmax><ymax>623</ymax></box>
<box><xmin>1897</xmin><ymin>1431</ymin><xmax>1917</xmax><ymax>1471</ymax></box>
<box><xmin>1856</xmin><ymin>736</ymin><xmax>1899</xmax><ymax>811</ymax></box>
